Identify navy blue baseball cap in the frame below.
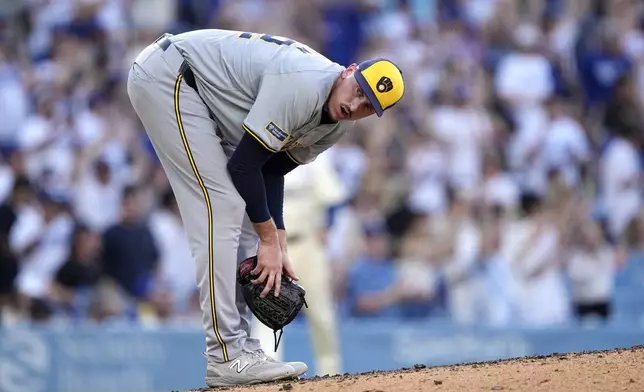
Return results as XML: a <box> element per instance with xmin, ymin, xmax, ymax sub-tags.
<box><xmin>354</xmin><ymin>57</ymin><xmax>405</xmax><ymax>117</ymax></box>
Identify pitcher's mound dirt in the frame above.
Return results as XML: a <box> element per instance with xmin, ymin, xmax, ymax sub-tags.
<box><xmin>190</xmin><ymin>345</ymin><xmax>644</xmax><ymax>392</ymax></box>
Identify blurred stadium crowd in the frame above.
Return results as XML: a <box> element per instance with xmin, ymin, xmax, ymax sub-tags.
<box><xmin>0</xmin><ymin>0</ymin><xmax>642</xmax><ymax>329</ymax></box>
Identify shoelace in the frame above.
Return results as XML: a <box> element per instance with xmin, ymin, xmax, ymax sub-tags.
<box><xmin>244</xmin><ymin>349</ymin><xmax>267</xmax><ymax>362</ymax></box>
<box><xmin>255</xmin><ymin>349</ymin><xmax>276</xmax><ymax>361</ymax></box>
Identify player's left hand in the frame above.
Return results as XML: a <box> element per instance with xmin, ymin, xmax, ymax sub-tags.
<box><xmin>277</xmin><ymin>229</ymin><xmax>298</xmax><ymax>281</ymax></box>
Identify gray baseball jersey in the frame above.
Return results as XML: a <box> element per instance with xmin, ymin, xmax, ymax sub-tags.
<box><xmin>170</xmin><ymin>29</ymin><xmax>354</xmax><ymax>164</ymax></box>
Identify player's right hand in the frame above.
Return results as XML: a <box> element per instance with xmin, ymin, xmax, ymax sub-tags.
<box><xmin>251</xmin><ymin>240</ymin><xmax>284</xmax><ymax>297</ymax></box>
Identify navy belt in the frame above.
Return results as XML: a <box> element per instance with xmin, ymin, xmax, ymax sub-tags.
<box><xmin>157</xmin><ymin>35</ymin><xmax>172</xmax><ymax>51</ymax></box>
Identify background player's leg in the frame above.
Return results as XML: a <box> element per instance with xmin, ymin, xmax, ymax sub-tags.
<box><xmin>127</xmin><ymin>46</ymin><xmax>247</xmax><ymax>363</ymax></box>
<box><xmin>290</xmin><ymin>235</ymin><xmax>341</xmax><ymax>376</ymax></box>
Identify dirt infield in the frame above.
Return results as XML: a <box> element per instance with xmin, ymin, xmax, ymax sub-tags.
<box><xmin>188</xmin><ymin>346</ymin><xmax>644</xmax><ymax>392</ymax></box>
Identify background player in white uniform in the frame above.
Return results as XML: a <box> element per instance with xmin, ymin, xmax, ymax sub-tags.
<box><xmin>126</xmin><ymin>29</ymin><xmax>405</xmax><ymax>387</ymax></box>
<box><xmin>253</xmin><ymin>151</ymin><xmax>346</xmax><ymax>376</ymax></box>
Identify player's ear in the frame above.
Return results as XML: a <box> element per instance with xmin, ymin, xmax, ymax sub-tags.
<box><xmin>342</xmin><ymin>63</ymin><xmax>358</xmax><ymax>78</ymax></box>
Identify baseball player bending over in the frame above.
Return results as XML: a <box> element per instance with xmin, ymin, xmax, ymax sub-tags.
<box><xmin>126</xmin><ymin>29</ymin><xmax>404</xmax><ymax>388</ymax></box>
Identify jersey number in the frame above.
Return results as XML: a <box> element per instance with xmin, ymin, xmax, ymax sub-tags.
<box><xmin>239</xmin><ymin>33</ymin><xmax>310</xmax><ymax>53</ymax></box>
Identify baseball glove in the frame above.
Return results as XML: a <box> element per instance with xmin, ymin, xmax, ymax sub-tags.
<box><xmin>237</xmin><ymin>255</ymin><xmax>307</xmax><ymax>351</ymax></box>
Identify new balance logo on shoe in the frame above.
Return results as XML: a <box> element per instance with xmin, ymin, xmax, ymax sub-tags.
<box><xmin>229</xmin><ymin>358</ymin><xmax>250</xmax><ymax>373</ymax></box>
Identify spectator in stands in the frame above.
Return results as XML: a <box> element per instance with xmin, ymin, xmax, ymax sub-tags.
<box><xmin>149</xmin><ymin>187</ymin><xmax>197</xmax><ymax>317</ymax></box>
<box><xmin>326</xmin><ymin>190</ymin><xmax>367</xmax><ymax>301</ymax></box>
<box><xmin>433</xmin><ymin>191</ymin><xmax>480</xmax><ymax>325</ymax></box>
<box><xmin>507</xmin><ymin>187</ymin><xmax>571</xmax><ymax>327</ymax></box>
<box><xmin>495</xmin><ymin>22</ymin><xmax>554</xmax><ymax>137</ymax></box>
<box><xmin>72</xmin><ymin>154</ymin><xmax>125</xmax><ymax>234</ymax></box>
<box><xmin>344</xmin><ymin>223</ymin><xmax>427</xmax><ymax>319</ymax></box>
<box><xmin>0</xmin><ymin>149</ymin><xmax>20</xmax><ymax>205</ymax></box>
<box><xmin>476</xmin><ymin>205</ymin><xmax>517</xmax><ymax>327</ymax></box>
<box><xmin>74</xmin><ymin>93</ymin><xmax>109</xmax><ymax>150</ymax></box>
<box><xmin>507</xmin><ymin>118</ymin><xmax>549</xmax><ymax>198</ymax></box>
<box><xmin>0</xmin><ymin>45</ymin><xmax>29</xmax><ymax>149</ymax></box>
<box><xmin>478</xmin><ymin>151</ymin><xmax>520</xmax><ymax>214</ymax></box>
<box><xmin>14</xmin><ymin>190</ymin><xmax>74</xmax><ymax>311</ymax></box>
<box><xmin>101</xmin><ymin>184</ymin><xmax>159</xmax><ymax>301</ymax></box>
<box><xmin>430</xmin><ymin>85</ymin><xmax>495</xmax><ymax>195</ymax></box>
<box><xmin>599</xmin><ymin>117</ymin><xmax>642</xmax><ymax>245</ymax></box>
<box><xmin>602</xmin><ymin>73</ymin><xmax>641</xmax><ymax>144</ymax></box>
<box><xmin>403</xmin><ymin>129</ymin><xmax>448</xmax><ymax>216</ymax></box>
<box><xmin>326</xmin><ymin>135</ymin><xmax>367</xmax><ymax>202</ymax></box>
<box><xmin>541</xmin><ymin>97</ymin><xmax>591</xmax><ymax>189</ymax></box>
<box><xmin>0</xmin><ymin>176</ymin><xmax>31</xmax><ymax>322</ymax></box>
<box><xmin>578</xmin><ymin>23</ymin><xmax>632</xmax><ymax>115</ymax></box>
<box><xmin>565</xmin><ymin>201</ymin><xmax>619</xmax><ymax>323</ymax></box>
<box><xmin>48</xmin><ymin>222</ymin><xmax>102</xmax><ymax>319</ymax></box>
<box><xmin>17</xmin><ymin>95</ymin><xmax>69</xmax><ymax>185</ymax></box>
<box><xmin>395</xmin><ymin>214</ymin><xmax>442</xmax><ymax>319</ymax></box>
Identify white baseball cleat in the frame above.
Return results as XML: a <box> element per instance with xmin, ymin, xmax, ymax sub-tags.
<box><xmin>255</xmin><ymin>349</ymin><xmax>309</xmax><ymax>377</ymax></box>
<box><xmin>205</xmin><ymin>349</ymin><xmax>307</xmax><ymax>387</ymax></box>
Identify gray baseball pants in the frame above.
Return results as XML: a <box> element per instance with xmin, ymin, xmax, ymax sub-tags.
<box><xmin>126</xmin><ymin>36</ymin><xmax>262</xmax><ymax>363</ymax></box>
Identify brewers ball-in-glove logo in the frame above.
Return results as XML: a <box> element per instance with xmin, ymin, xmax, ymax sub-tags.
<box><xmin>377</xmin><ymin>76</ymin><xmax>394</xmax><ymax>93</ymax></box>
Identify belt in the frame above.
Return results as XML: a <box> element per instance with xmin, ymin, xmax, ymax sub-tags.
<box><xmin>156</xmin><ymin>35</ymin><xmax>198</xmax><ymax>92</ymax></box>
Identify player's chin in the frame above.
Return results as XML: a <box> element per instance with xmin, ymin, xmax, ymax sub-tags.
<box><xmin>346</xmin><ymin>112</ymin><xmax>371</xmax><ymax>121</ymax></box>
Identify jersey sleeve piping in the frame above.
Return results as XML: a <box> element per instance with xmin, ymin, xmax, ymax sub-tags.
<box><xmin>242</xmin><ymin>123</ymin><xmax>277</xmax><ymax>153</ymax></box>
<box><xmin>285</xmin><ymin>151</ymin><xmax>303</xmax><ymax>165</ymax></box>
